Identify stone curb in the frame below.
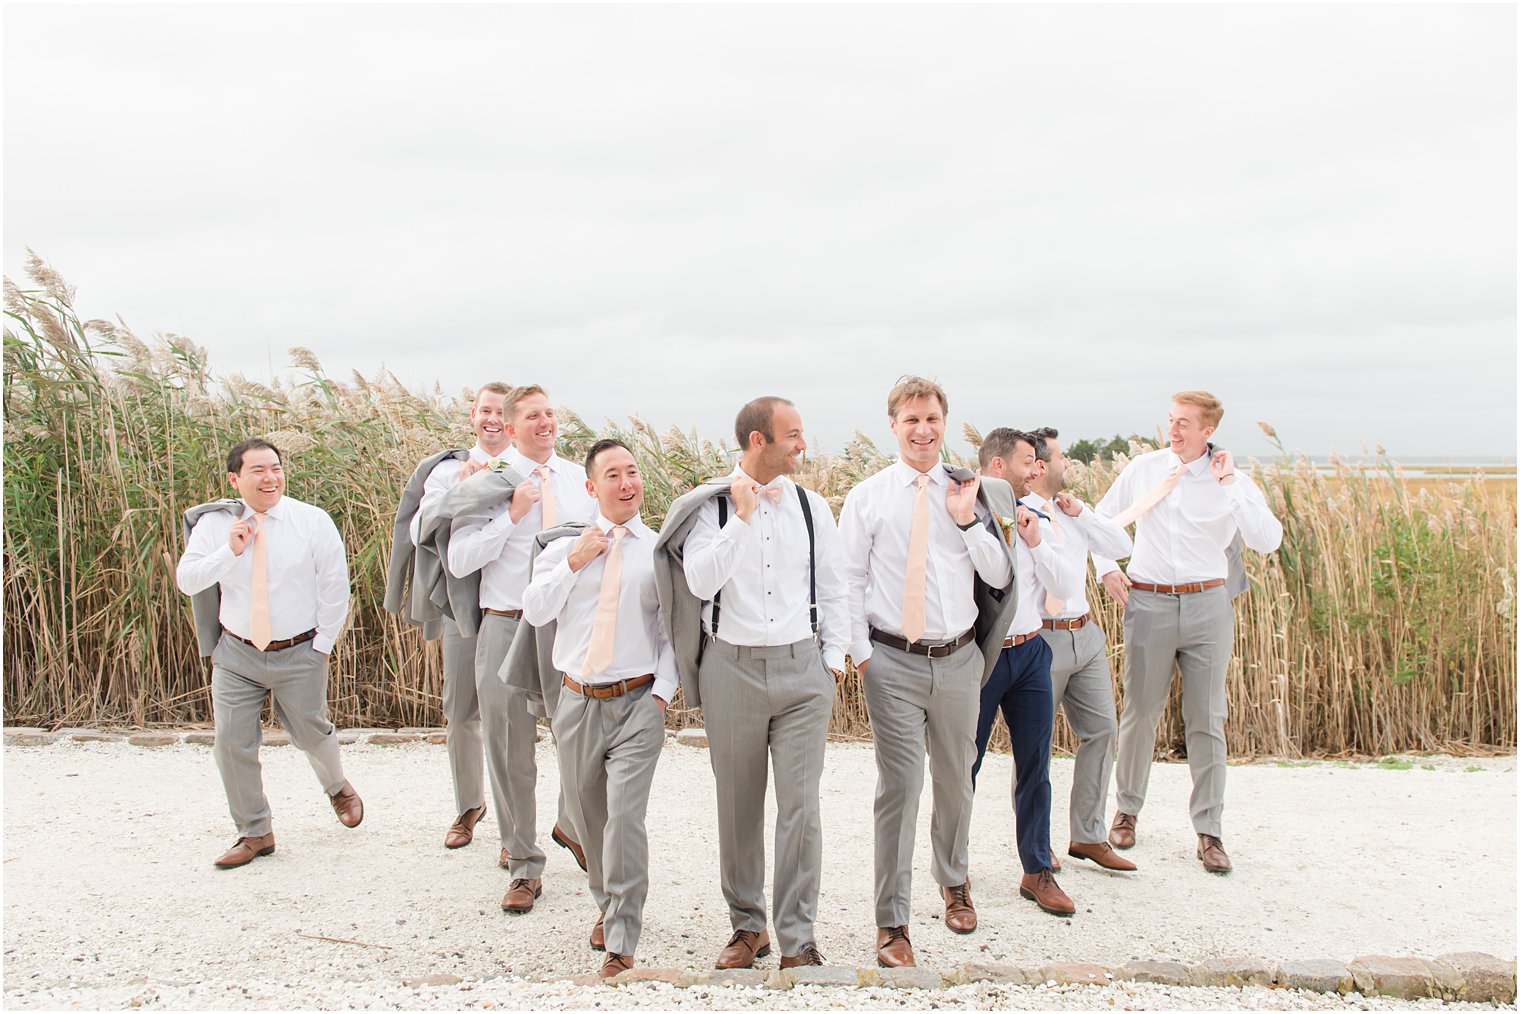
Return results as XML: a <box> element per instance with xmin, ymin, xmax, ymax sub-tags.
<box><xmin>539</xmin><ymin>954</ymin><xmax>1516</xmax><ymax>1000</ymax></box>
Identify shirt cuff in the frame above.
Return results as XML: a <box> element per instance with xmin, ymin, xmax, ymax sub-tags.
<box><xmin>312</xmin><ymin>635</ymin><xmax>336</xmax><ymax>654</ymax></box>
<box><xmin>651</xmin><ymin>674</ymin><xmax>679</xmax><ymax>704</ymax></box>
<box><xmin>823</xmin><ymin>649</ymin><xmax>847</xmax><ymax>674</ymax></box>
<box><xmin>849</xmin><ymin>642</ymin><xmax>873</xmax><ymax>667</ymax></box>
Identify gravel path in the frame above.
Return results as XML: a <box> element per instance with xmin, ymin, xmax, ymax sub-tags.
<box><xmin>3</xmin><ymin>738</ymin><xmax>1513</xmax><ymax>1009</ymax></box>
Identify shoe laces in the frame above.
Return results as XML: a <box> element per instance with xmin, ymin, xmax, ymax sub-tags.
<box><xmin>727</xmin><ymin>928</ymin><xmax>761</xmax><ymax>947</ymax></box>
<box><xmin>1037</xmin><ymin>868</ymin><xmax>1058</xmax><ymax>889</ymax></box>
<box><xmin>800</xmin><ymin>944</ymin><xmax>826</xmax><ymax>965</ymax></box>
<box><xmin>509</xmin><ymin>878</ymin><xmax>535</xmax><ymax>891</ymax></box>
<box><xmin>1200</xmin><ymin>834</ymin><xmax>1224</xmax><ymax>851</ymax></box>
<box><xmin>882</xmin><ymin>925</ymin><xmax>910</xmax><ymax>944</ymax></box>
<box><xmin>945</xmin><ymin>882</ymin><xmax>972</xmax><ymax>907</ymax></box>
<box><xmin>1114</xmin><ymin>812</ymin><xmax>1137</xmax><ymax>830</ymax></box>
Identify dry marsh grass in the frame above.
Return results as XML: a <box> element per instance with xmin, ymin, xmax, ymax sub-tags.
<box><xmin>4</xmin><ymin>258</ymin><xmax>1515</xmax><ymax>757</ymax></box>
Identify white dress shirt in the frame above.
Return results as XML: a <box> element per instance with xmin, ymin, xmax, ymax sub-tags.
<box><xmin>1004</xmin><ymin>498</ymin><xmax>1083</xmax><ymax>638</ymax></box>
<box><xmin>681</xmin><ymin>468</ymin><xmax>851</xmax><ymax>673</ymax></box>
<box><xmin>176</xmin><ymin>495</ymin><xmax>350</xmax><ymax>653</ymax></box>
<box><xmin>1020</xmin><ymin>491</ymin><xmax>1133</xmax><ymax>621</ymax></box>
<box><xmin>838</xmin><ymin>459</ymin><xmax>1014</xmax><ymax>664</ymax></box>
<box><xmin>523</xmin><ymin>512</ymin><xmax>678</xmax><ymax>703</ymax></box>
<box><xmin>1092</xmin><ymin>448</ymin><xmax>1284</xmax><ymax>584</ymax></box>
<box><xmin>447</xmin><ymin>448</ymin><xmax>595</xmax><ymax>610</ymax></box>
<box><xmin>409</xmin><ymin>444</ymin><xmax>494</xmax><ymax>545</ymax></box>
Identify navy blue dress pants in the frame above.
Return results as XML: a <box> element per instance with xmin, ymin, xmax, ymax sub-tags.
<box><xmin>972</xmin><ymin>637</ymin><xmax>1055</xmax><ymax>874</ymax></box>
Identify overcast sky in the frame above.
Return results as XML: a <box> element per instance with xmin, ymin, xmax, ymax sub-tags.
<box><xmin>5</xmin><ymin>4</ymin><xmax>1515</xmax><ymax>460</ymax></box>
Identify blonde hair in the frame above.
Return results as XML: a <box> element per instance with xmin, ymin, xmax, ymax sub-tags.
<box><xmin>1172</xmin><ymin>390</ymin><xmax>1223</xmax><ymax>428</ymax></box>
<box><xmin>474</xmin><ymin>381</ymin><xmax>511</xmax><ymax>407</ymax></box>
<box><xmin>504</xmin><ymin>384</ymin><xmax>548</xmax><ymax>419</ymax></box>
<box><xmin>887</xmin><ymin>375</ymin><xmax>948</xmax><ymax>418</ymax></box>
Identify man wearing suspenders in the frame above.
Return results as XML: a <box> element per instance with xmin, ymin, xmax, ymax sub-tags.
<box><xmin>657</xmin><ymin>397</ymin><xmax>851</xmax><ymax>970</ymax></box>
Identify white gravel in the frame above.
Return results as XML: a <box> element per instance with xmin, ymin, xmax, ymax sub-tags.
<box><xmin>2</xmin><ymin>738</ymin><xmax>1514</xmax><ymax>1010</ymax></box>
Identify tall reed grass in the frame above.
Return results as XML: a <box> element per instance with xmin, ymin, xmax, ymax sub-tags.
<box><xmin>4</xmin><ymin>256</ymin><xmax>1514</xmax><ymax>755</ymax></box>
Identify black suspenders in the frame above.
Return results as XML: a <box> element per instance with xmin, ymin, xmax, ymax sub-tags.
<box><xmin>711</xmin><ymin>485</ymin><xmax>818</xmax><ymax>638</ymax></box>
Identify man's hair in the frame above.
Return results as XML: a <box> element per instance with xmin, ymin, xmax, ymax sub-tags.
<box><xmin>227</xmin><ymin>437</ymin><xmax>282</xmax><ymax>475</ymax></box>
<box><xmin>887</xmin><ymin>375</ymin><xmax>948</xmax><ymax>418</ymax></box>
<box><xmin>584</xmin><ymin>437</ymin><xmax>633</xmax><ymax>476</ymax></box>
<box><xmin>978</xmin><ymin>427</ymin><xmax>1034</xmax><ymax>470</ymax></box>
<box><xmin>504</xmin><ymin>383</ymin><xmax>548</xmax><ymax>419</ymax></box>
<box><xmin>734</xmin><ymin>396</ymin><xmax>794</xmax><ymax>449</ymax></box>
<box><xmin>1172</xmin><ymin>390</ymin><xmax>1224</xmax><ymax>429</ymax></box>
<box><xmin>1029</xmin><ymin>426</ymin><xmax>1059</xmax><ymax>463</ymax></box>
<box><xmin>474</xmin><ymin>381</ymin><xmax>512</xmax><ymax>407</ymax></box>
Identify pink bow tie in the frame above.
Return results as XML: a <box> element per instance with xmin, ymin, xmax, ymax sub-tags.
<box><xmin>760</xmin><ymin>485</ymin><xmax>784</xmax><ymax>504</ymax></box>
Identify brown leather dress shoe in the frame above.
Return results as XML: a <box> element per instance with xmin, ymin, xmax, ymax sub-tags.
<box><xmin>589</xmin><ymin>913</ymin><xmax>605</xmax><ymax>952</ymax></box>
<box><xmin>1019</xmin><ymin>868</ymin><xmax>1076</xmax><ymax>916</ymax></box>
<box><xmin>1108</xmin><ymin>811</ymin><xmax>1137</xmax><ymax>849</ymax></box>
<box><xmin>499</xmin><ymin>848</ymin><xmax>511</xmax><ymax>869</ymax></box>
<box><xmin>779</xmin><ymin>944</ymin><xmax>826</xmax><ymax>968</ymax></box>
<box><xmin>553</xmin><ymin>823</ymin><xmax>587</xmax><ymax>872</ymax></box>
<box><xmin>500</xmin><ymin>877</ymin><xmax>543</xmax><ymax>913</ymax></box>
<box><xmin>444</xmin><ymin>805</ymin><xmax>486</xmax><ymax>849</ymax></box>
<box><xmin>715</xmin><ymin>928</ymin><xmax>772</xmax><ymax>969</ymax></box>
<box><xmin>1050</xmin><ymin>844</ymin><xmax>1061</xmax><ymax>873</ymax></box>
<box><xmin>213</xmin><ymin>833</ymin><xmax>275</xmax><ymax>869</ymax></box>
<box><xmin>599</xmin><ymin>953</ymin><xmax>634</xmax><ymax>979</ymax></box>
<box><xmin>875</xmin><ymin>925</ymin><xmax>915</xmax><ymax>967</ymax></box>
<box><xmin>941</xmin><ymin>882</ymin><xmax>976</xmax><ymax>934</ymax></box>
<box><xmin>1197</xmin><ymin>834</ymin><xmax>1233</xmax><ymax>874</ymax></box>
<box><xmin>1068</xmin><ymin>840</ymin><xmax>1138</xmax><ymax>871</ymax></box>
<box><xmin>329</xmin><ymin>781</ymin><xmax>363</xmax><ymax>828</ymax></box>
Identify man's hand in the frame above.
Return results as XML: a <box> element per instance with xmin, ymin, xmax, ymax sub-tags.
<box><xmin>228</xmin><ymin>518</ymin><xmax>255</xmax><ymax>556</ymax></box>
<box><xmin>946</xmin><ymin>469</ymin><xmax>982</xmax><ymax>526</ymax></box>
<box><xmin>730</xmin><ymin>476</ymin><xmax>760</xmax><ymax>523</ymax></box>
<box><xmin>1015</xmin><ymin>505</ymin><xmax>1041</xmax><ymax>547</ymax></box>
<box><xmin>830</xmin><ymin>668</ymin><xmax>845</xmax><ymax>682</ymax></box>
<box><xmin>567</xmin><ymin>527</ymin><xmax>610</xmax><ymax>571</ymax></box>
<box><xmin>1211</xmin><ymin>449</ymin><xmax>1237</xmax><ymax>486</ymax></box>
<box><xmin>654</xmin><ymin>695</ymin><xmax>668</xmax><ymax>715</ymax></box>
<box><xmin>856</xmin><ymin>658</ymin><xmax>870</xmax><ymax>675</ymax></box>
<box><xmin>1053</xmin><ymin>492</ymin><xmax>1084</xmax><ymax>517</ymax></box>
<box><xmin>508</xmin><ymin>480</ymin><xmax>543</xmax><ymax>523</ymax></box>
<box><xmin>459</xmin><ymin>458</ymin><xmax>487</xmax><ymax>481</ymax></box>
<box><xmin>1101</xmin><ymin>569</ymin><xmax>1133</xmax><ymax>607</ymax></box>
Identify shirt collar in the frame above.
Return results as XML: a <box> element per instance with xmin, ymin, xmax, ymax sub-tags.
<box><xmin>893</xmin><ymin>458</ymin><xmax>946</xmax><ymax>487</ymax></box>
<box><xmin>243</xmin><ymin>497</ymin><xmax>287</xmax><ymax>521</ymax></box>
<box><xmin>732</xmin><ymin>466</ymin><xmax>791</xmax><ymax>493</ymax></box>
<box><xmin>1166</xmin><ymin>448</ymin><xmax>1212</xmax><ymax>476</ymax></box>
<box><xmin>596</xmin><ymin>512</ymin><xmax>650</xmax><ymax>539</ymax></box>
<box><xmin>1021</xmin><ymin>491</ymin><xmax>1052</xmax><ymax>511</ymax></box>
<box><xmin>469</xmin><ymin>444</ymin><xmax>499</xmax><ymax>464</ymax></box>
<box><xmin>509</xmin><ymin>447</ymin><xmax>561</xmax><ymax>475</ymax></box>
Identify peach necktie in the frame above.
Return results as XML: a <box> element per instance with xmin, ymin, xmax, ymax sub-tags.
<box><xmin>1112</xmin><ymin>465</ymin><xmax>1185</xmax><ymax>528</ymax></box>
<box><xmin>248</xmin><ymin>512</ymin><xmax>273</xmax><ymax>650</ymax></box>
<box><xmin>901</xmin><ymin>475</ymin><xmax>930</xmax><ymax>644</ymax></box>
<box><xmin>582</xmin><ymin>526</ymin><xmax>628</xmax><ymax>676</ymax></box>
<box><xmin>535</xmin><ymin>466</ymin><xmax>558</xmax><ymax>529</ymax></box>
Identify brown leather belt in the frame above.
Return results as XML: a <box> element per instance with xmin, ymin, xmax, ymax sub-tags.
<box><xmin>561</xmin><ymin>673</ymin><xmax>654</xmax><ymax>700</ymax></box>
<box><xmin>482</xmin><ymin>608</ymin><xmax>524</xmax><ymax>619</ymax></box>
<box><xmin>1042</xmin><ymin>614</ymin><xmax>1091</xmax><ymax>631</ymax></box>
<box><xmin>1001</xmin><ymin>631</ymin><xmax>1039</xmax><ymax>648</ymax></box>
<box><xmin>1129</xmin><ymin>579</ymin><xmax>1226</xmax><ymax>595</ymax></box>
<box><xmin>869</xmin><ymin>627</ymin><xmax>975</xmax><ymax>659</ymax></box>
<box><xmin>223</xmin><ymin>628</ymin><xmax>317</xmax><ymax>652</ymax></box>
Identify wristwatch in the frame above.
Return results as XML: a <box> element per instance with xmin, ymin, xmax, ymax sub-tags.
<box><xmin>956</xmin><ymin>519</ymin><xmax>979</xmax><ymax>531</ymax></box>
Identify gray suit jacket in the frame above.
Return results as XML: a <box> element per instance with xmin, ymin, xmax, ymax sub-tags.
<box><xmin>503</xmin><ymin>522</ymin><xmax>591</xmax><ymax>718</ymax></box>
<box><xmin>957</xmin><ymin>468</ymin><xmax>1022</xmax><ymax>684</ymax></box>
<box><xmin>181</xmin><ymin>499</ymin><xmax>245</xmax><ymax>657</ymax></box>
<box><xmin>650</xmin><ymin>478</ymin><xmax>733</xmax><ymax>709</ymax></box>
<box><xmin>384</xmin><ymin>447</ymin><xmax>467</xmax><ymax>641</ymax></box>
<box><xmin>417</xmin><ymin>465</ymin><xmax>527</xmax><ymax>638</ymax></box>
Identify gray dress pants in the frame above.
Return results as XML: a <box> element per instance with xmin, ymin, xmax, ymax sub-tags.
<box><xmin>1115</xmin><ymin>586</ymin><xmax>1233</xmax><ymax>837</ymax></box>
<box><xmin>210</xmin><ymin>634</ymin><xmax>346</xmax><ymax>838</ymax></box>
<box><xmin>701</xmin><ymin>637</ymin><xmax>833</xmax><ymax>956</ymax></box>
<box><xmin>861</xmin><ymin>639</ymin><xmax>982</xmax><ymax>929</ymax></box>
<box><xmin>551</xmin><ymin>680</ymin><xmax>665</xmax><ymax>958</ymax></box>
<box><xmin>441</xmin><ymin>619</ymin><xmax>485</xmax><ymax>816</ymax></box>
<box><xmin>1041</xmin><ymin>620</ymin><xmax>1118</xmax><ymax>845</ymax></box>
<box><xmin>475</xmin><ymin>612</ymin><xmax>566</xmax><ymax>877</ymax></box>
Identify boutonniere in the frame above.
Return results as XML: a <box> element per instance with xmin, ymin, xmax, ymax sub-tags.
<box><xmin>997</xmin><ymin>516</ymin><xmax>1015</xmax><ymax>545</ymax></box>
<box><xmin>487</xmin><ymin>458</ymin><xmax>511</xmax><ymax>472</ymax></box>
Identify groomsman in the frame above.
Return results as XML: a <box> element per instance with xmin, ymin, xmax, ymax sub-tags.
<box><xmin>657</xmin><ymin>397</ymin><xmax>850</xmax><ymax>970</ymax></box>
<box><xmin>177</xmin><ymin>438</ymin><xmax>362</xmax><ymax>868</ymax></box>
<box><xmin>403</xmin><ymin>381</ymin><xmax>512</xmax><ymax>853</ymax></box>
<box><xmin>838</xmin><ymin>377</ymin><xmax>1017</xmax><ymax>968</ymax></box>
<box><xmin>523</xmin><ymin>438</ymin><xmax>677</xmax><ymax>979</ymax></box>
<box><xmin>975</xmin><ymin>428</ymin><xmax>1082</xmax><ymax>916</ymax></box>
<box><xmin>1093</xmin><ymin>391</ymin><xmax>1283</xmax><ymax>873</ymax></box>
<box><xmin>1019</xmin><ymin>427</ymin><xmax>1137</xmax><ymax>873</ymax></box>
<box><xmin>449</xmin><ymin>384</ymin><xmax>595</xmax><ymax>912</ymax></box>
